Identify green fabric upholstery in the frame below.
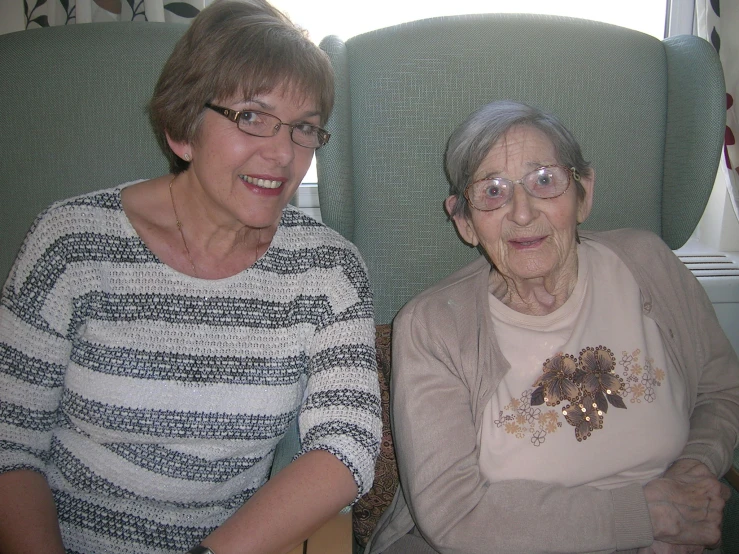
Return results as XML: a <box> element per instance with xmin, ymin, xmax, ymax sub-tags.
<box><xmin>724</xmin><ymin>477</ymin><xmax>739</xmax><ymax>553</ymax></box>
<box><xmin>0</xmin><ymin>23</ymin><xmax>186</xmax><ymax>284</ymax></box>
<box><xmin>317</xmin><ymin>14</ymin><xmax>726</xmax><ymax>325</ymax></box>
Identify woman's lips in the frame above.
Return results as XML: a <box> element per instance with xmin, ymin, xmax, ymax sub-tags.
<box><xmin>508</xmin><ymin>236</ymin><xmax>546</xmax><ymax>249</ymax></box>
<box><xmin>239</xmin><ymin>174</ymin><xmax>285</xmax><ymax>195</ymax></box>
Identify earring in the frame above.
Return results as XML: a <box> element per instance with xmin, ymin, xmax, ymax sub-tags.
<box><xmin>183</xmin><ymin>153</ymin><xmax>191</xmax><ymax>162</ymax></box>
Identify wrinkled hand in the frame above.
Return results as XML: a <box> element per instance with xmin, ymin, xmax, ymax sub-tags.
<box><xmin>643</xmin><ymin>459</ymin><xmax>730</xmax><ymax>548</ymax></box>
<box><xmin>636</xmin><ymin>539</ymin><xmax>704</xmax><ymax>553</ymax></box>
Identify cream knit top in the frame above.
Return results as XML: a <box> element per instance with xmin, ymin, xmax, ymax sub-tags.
<box><xmin>0</xmin><ymin>185</ymin><xmax>381</xmax><ymax>553</ymax></box>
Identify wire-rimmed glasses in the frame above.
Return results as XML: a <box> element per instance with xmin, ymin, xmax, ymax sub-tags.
<box><xmin>464</xmin><ymin>164</ymin><xmax>580</xmax><ymax>211</ymax></box>
<box><xmin>204</xmin><ymin>103</ymin><xmax>330</xmax><ymax>149</ymax></box>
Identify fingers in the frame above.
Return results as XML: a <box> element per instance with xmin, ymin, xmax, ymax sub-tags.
<box><xmin>664</xmin><ymin>460</ymin><xmax>715</xmax><ymax>483</ymax></box>
<box><xmin>648</xmin><ymin>540</ymin><xmax>705</xmax><ymax>553</ymax></box>
<box><xmin>719</xmin><ymin>481</ymin><xmax>732</xmax><ymax>502</ymax></box>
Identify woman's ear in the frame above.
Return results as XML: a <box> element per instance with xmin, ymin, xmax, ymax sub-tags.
<box><xmin>577</xmin><ymin>168</ymin><xmax>595</xmax><ymax>224</ymax></box>
<box><xmin>445</xmin><ymin>196</ymin><xmax>479</xmax><ymax>247</ymax></box>
<box><xmin>166</xmin><ymin>132</ymin><xmax>192</xmax><ymax>163</ymax></box>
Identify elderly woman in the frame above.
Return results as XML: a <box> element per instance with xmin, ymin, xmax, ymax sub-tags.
<box><xmin>366</xmin><ymin>101</ymin><xmax>739</xmax><ymax>554</ymax></box>
<box><xmin>0</xmin><ymin>1</ymin><xmax>380</xmax><ymax>553</ymax></box>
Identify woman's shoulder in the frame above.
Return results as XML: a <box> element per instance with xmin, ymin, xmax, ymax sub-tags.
<box><xmin>38</xmin><ymin>185</ymin><xmax>126</xmax><ymax>223</ymax></box>
<box><xmin>278</xmin><ymin>205</ymin><xmax>365</xmax><ymax>258</ymax></box>
<box><xmin>398</xmin><ymin>256</ymin><xmax>489</xmax><ymax>319</ymax></box>
<box><xmin>581</xmin><ymin>228</ymin><xmax>673</xmax><ymax>260</ymax></box>
<box><xmin>7</xmin><ymin>185</ymin><xmax>131</xmax><ymax>291</ymax></box>
<box><xmin>29</xmin><ymin>183</ymin><xmax>122</xmax><ymax>228</ymax></box>
<box><xmin>580</xmin><ymin>228</ymin><xmax>685</xmax><ymax>287</ymax></box>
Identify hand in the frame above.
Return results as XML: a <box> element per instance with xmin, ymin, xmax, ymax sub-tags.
<box><xmin>636</xmin><ymin>539</ymin><xmax>705</xmax><ymax>553</ymax></box>
<box><xmin>663</xmin><ymin>459</ymin><xmax>719</xmax><ymax>482</ymax></box>
<box><xmin>644</xmin><ymin>459</ymin><xmax>730</xmax><ymax>547</ymax></box>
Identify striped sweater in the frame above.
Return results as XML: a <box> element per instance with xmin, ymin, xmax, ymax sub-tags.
<box><xmin>0</xmin><ymin>185</ymin><xmax>381</xmax><ymax>553</ymax></box>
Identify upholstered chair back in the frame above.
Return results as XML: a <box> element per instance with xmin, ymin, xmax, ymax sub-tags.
<box><xmin>0</xmin><ymin>23</ymin><xmax>186</xmax><ymax>284</ymax></box>
<box><xmin>316</xmin><ymin>15</ymin><xmax>726</xmax><ymax>324</ymax></box>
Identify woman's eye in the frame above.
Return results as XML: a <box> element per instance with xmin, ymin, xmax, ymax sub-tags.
<box><xmin>536</xmin><ymin>172</ymin><xmax>554</xmax><ymax>187</ymax></box>
<box><xmin>294</xmin><ymin>124</ymin><xmax>318</xmax><ymax>137</ymax></box>
<box><xmin>483</xmin><ymin>182</ymin><xmax>503</xmax><ymax>198</ymax></box>
<box><xmin>240</xmin><ymin>111</ymin><xmax>262</xmax><ymax>125</ymax></box>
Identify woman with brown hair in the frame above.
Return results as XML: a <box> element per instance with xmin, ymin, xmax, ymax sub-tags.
<box><xmin>0</xmin><ymin>2</ymin><xmax>380</xmax><ymax>552</ymax></box>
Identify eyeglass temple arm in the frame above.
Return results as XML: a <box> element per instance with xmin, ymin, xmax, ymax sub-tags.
<box><xmin>204</xmin><ymin>103</ymin><xmax>240</xmax><ymax>123</ymax></box>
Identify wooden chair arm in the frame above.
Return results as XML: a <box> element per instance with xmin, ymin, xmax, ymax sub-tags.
<box><xmin>726</xmin><ymin>464</ymin><xmax>739</xmax><ymax>492</ymax></box>
<box><xmin>306</xmin><ymin>510</ymin><xmax>352</xmax><ymax>554</ymax></box>
<box><xmin>286</xmin><ymin>510</ymin><xmax>353</xmax><ymax>554</ymax></box>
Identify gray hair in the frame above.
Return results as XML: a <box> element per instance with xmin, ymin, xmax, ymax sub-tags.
<box><xmin>444</xmin><ymin>100</ymin><xmax>592</xmax><ymax>218</ymax></box>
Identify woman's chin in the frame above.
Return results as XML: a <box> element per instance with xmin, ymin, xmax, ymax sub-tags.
<box><xmin>500</xmin><ymin>252</ymin><xmax>558</xmax><ymax>282</ymax></box>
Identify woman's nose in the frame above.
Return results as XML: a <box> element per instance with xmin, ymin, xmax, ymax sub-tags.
<box><xmin>507</xmin><ymin>182</ymin><xmax>537</xmax><ymax>225</ymax></box>
<box><xmin>262</xmin><ymin>125</ymin><xmax>296</xmax><ymax>166</ymax></box>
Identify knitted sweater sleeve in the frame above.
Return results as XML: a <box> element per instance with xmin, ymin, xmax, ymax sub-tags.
<box><xmin>0</xmin><ymin>206</ymin><xmax>74</xmax><ymax>476</ymax></box>
<box><xmin>295</xmin><ymin>240</ymin><xmax>381</xmax><ymax>500</ymax></box>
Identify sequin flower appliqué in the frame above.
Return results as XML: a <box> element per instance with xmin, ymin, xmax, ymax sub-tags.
<box><xmin>530</xmin><ymin>346</ymin><xmax>626</xmax><ymax>442</ymax></box>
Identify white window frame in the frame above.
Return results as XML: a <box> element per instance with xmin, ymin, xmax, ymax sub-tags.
<box><xmin>665</xmin><ymin>0</ymin><xmax>739</xmax><ymax>252</ymax></box>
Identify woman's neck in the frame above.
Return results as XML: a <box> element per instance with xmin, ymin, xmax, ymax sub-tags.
<box><xmin>490</xmin><ymin>254</ymin><xmax>579</xmax><ymax>316</ymax></box>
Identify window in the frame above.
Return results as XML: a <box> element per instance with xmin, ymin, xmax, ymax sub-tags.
<box><xmin>275</xmin><ymin>0</ymin><xmax>669</xmax><ymax>43</ymax></box>
<box><xmin>280</xmin><ymin>0</ymin><xmax>671</xmax><ymax>218</ymax></box>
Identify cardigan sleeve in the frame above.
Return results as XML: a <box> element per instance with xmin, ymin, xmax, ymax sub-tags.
<box><xmin>390</xmin><ymin>303</ymin><xmax>653</xmax><ymax>554</ymax></box>
<box><xmin>649</xmin><ymin>234</ymin><xmax>739</xmax><ymax>476</ymax></box>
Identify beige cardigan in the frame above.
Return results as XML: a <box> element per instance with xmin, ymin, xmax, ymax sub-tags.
<box><xmin>367</xmin><ymin>229</ymin><xmax>739</xmax><ymax>554</ymax></box>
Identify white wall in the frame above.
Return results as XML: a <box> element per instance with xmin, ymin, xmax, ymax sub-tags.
<box><xmin>695</xmin><ymin>171</ymin><xmax>739</xmax><ymax>251</ymax></box>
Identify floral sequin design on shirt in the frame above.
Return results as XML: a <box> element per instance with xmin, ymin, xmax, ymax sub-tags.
<box><xmin>494</xmin><ymin>348</ymin><xmax>665</xmax><ymax>445</ymax></box>
<box><xmin>620</xmin><ymin>348</ymin><xmax>665</xmax><ymax>404</ymax></box>
<box><xmin>530</xmin><ymin>346</ymin><xmax>626</xmax><ymax>441</ymax></box>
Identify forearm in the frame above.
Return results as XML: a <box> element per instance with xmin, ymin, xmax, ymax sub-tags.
<box><xmin>0</xmin><ymin>469</ymin><xmax>65</xmax><ymax>554</ymax></box>
<box><xmin>199</xmin><ymin>450</ymin><xmax>357</xmax><ymax>554</ymax></box>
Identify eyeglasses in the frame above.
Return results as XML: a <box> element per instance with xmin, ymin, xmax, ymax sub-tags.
<box><xmin>464</xmin><ymin>164</ymin><xmax>580</xmax><ymax>211</ymax></box>
<box><xmin>204</xmin><ymin>103</ymin><xmax>331</xmax><ymax>149</ymax></box>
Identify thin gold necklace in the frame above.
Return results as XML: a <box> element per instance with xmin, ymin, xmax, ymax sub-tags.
<box><xmin>168</xmin><ymin>177</ymin><xmax>262</xmax><ymax>278</ymax></box>
<box><xmin>168</xmin><ymin>177</ymin><xmax>199</xmax><ymax>277</ymax></box>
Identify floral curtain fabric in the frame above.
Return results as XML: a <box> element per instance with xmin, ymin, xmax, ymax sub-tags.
<box><xmin>24</xmin><ymin>0</ymin><xmax>209</xmax><ymax>27</ymax></box>
<box><xmin>696</xmin><ymin>0</ymin><xmax>739</xmax><ymax>219</ymax></box>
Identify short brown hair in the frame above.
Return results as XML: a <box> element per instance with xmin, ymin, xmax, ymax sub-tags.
<box><xmin>149</xmin><ymin>0</ymin><xmax>335</xmax><ymax>174</ymax></box>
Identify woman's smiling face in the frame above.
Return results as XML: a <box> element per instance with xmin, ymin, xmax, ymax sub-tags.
<box><xmin>449</xmin><ymin>125</ymin><xmax>593</xmax><ymax>287</ymax></box>
<box><xmin>169</xmin><ymin>84</ymin><xmax>319</xmax><ymax>232</ymax></box>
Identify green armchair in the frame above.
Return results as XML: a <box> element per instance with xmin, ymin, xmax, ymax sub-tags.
<box><xmin>315</xmin><ymin>13</ymin><xmax>735</xmax><ymax>551</ymax></box>
<box><xmin>317</xmin><ymin>13</ymin><xmax>725</xmax><ymax>325</ymax></box>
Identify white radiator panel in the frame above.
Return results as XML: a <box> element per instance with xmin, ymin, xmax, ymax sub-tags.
<box><xmin>676</xmin><ymin>240</ymin><xmax>739</xmax><ymax>357</ymax></box>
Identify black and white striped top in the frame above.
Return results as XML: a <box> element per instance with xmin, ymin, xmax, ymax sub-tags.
<box><xmin>0</xmin><ymin>185</ymin><xmax>381</xmax><ymax>553</ymax></box>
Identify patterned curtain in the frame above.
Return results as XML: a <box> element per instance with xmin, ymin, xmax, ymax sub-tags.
<box><xmin>23</xmin><ymin>0</ymin><xmax>210</xmax><ymax>27</ymax></box>
<box><xmin>696</xmin><ymin>0</ymin><xmax>739</xmax><ymax>219</ymax></box>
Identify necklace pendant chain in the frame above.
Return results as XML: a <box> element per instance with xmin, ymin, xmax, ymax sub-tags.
<box><xmin>168</xmin><ymin>177</ymin><xmax>263</xmax><ymax>279</ymax></box>
<box><xmin>169</xmin><ymin>177</ymin><xmax>199</xmax><ymax>277</ymax></box>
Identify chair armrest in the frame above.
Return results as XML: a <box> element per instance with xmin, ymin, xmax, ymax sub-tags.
<box><xmin>305</xmin><ymin>511</ymin><xmax>352</xmax><ymax>554</ymax></box>
<box><xmin>284</xmin><ymin>511</ymin><xmax>352</xmax><ymax>554</ymax></box>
